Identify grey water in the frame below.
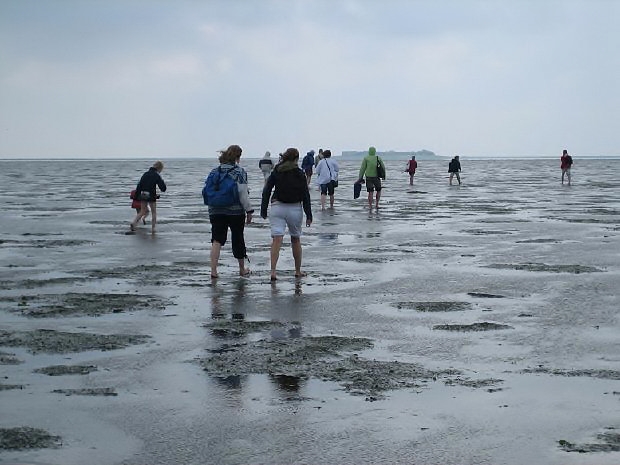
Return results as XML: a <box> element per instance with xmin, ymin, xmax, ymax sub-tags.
<box><xmin>0</xmin><ymin>157</ymin><xmax>619</xmax><ymax>465</ymax></box>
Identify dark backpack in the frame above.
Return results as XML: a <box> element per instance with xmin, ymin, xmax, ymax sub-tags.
<box><xmin>376</xmin><ymin>157</ymin><xmax>386</xmax><ymax>179</ymax></box>
<box><xmin>275</xmin><ymin>169</ymin><xmax>306</xmax><ymax>203</ymax></box>
<box><xmin>202</xmin><ymin>167</ymin><xmax>239</xmax><ymax>207</ymax></box>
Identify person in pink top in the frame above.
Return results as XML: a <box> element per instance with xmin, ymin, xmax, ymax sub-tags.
<box><xmin>560</xmin><ymin>149</ymin><xmax>573</xmax><ymax>185</ymax></box>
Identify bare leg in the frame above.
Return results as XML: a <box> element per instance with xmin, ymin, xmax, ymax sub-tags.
<box><xmin>375</xmin><ymin>191</ymin><xmax>381</xmax><ymax>209</ymax></box>
<box><xmin>238</xmin><ymin>257</ymin><xmax>250</xmax><ymax>276</ymax></box>
<box><xmin>329</xmin><ymin>194</ymin><xmax>334</xmax><ymax>208</ymax></box>
<box><xmin>456</xmin><ymin>173</ymin><xmax>461</xmax><ymax>185</ymax></box>
<box><xmin>150</xmin><ymin>201</ymin><xmax>157</xmax><ymax>233</ymax></box>
<box><xmin>291</xmin><ymin>237</ymin><xmax>305</xmax><ymax>277</ymax></box>
<box><xmin>409</xmin><ymin>174</ymin><xmax>413</xmax><ymax>185</ymax></box>
<box><xmin>367</xmin><ymin>192</ymin><xmax>373</xmax><ymax>209</ymax></box>
<box><xmin>130</xmin><ymin>201</ymin><xmax>148</xmax><ymax>230</ymax></box>
<box><xmin>320</xmin><ymin>194</ymin><xmax>326</xmax><ymax>210</ymax></box>
<box><xmin>567</xmin><ymin>170</ymin><xmax>571</xmax><ymax>186</ymax></box>
<box><xmin>270</xmin><ymin>235</ymin><xmax>284</xmax><ymax>280</ymax></box>
<box><xmin>210</xmin><ymin>241</ymin><xmax>222</xmax><ymax>278</ymax></box>
<box><xmin>449</xmin><ymin>173</ymin><xmax>454</xmax><ymax>185</ymax></box>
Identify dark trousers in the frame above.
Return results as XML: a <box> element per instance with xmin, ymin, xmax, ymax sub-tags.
<box><xmin>209</xmin><ymin>214</ymin><xmax>247</xmax><ymax>259</ymax></box>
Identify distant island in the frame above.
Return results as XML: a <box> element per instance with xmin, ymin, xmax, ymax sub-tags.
<box><xmin>340</xmin><ymin>149</ymin><xmax>443</xmax><ymax>160</ymax></box>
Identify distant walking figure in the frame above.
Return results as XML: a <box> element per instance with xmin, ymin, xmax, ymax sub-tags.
<box><xmin>406</xmin><ymin>156</ymin><xmax>417</xmax><ymax>185</ymax></box>
<box><xmin>561</xmin><ymin>149</ymin><xmax>573</xmax><ymax>185</ymax></box>
<box><xmin>314</xmin><ymin>149</ymin><xmax>339</xmax><ymax>209</ymax></box>
<box><xmin>130</xmin><ymin>161</ymin><xmax>166</xmax><ymax>233</ymax></box>
<box><xmin>261</xmin><ymin>147</ymin><xmax>313</xmax><ymax>281</ymax></box>
<box><xmin>448</xmin><ymin>156</ymin><xmax>461</xmax><ymax>185</ymax></box>
<box><xmin>259</xmin><ymin>151</ymin><xmax>274</xmax><ymax>183</ymax></box>
<box><xmin>358</xmin><ymin>146</ymin><xmax>386</xmax><ymax>209</ymax></box>
<box><xmin>301</xmin><ymin>150</ymin><xmax>315</xmax><ymax>186</ymax></box>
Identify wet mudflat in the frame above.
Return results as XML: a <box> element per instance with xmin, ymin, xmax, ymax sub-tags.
<box><xmin>0</xmin><ymin>158</ymin><xmax>619</xmax><ymax>465</ymax></box>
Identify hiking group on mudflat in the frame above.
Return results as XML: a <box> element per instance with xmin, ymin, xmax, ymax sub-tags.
<box><xmin>129</xmin><ymin>147</ymin><xmax>574</xmax><ymax>279</ymax></box>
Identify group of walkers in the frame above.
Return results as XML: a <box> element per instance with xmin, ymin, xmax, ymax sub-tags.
<box><xmin>129</xmin><ymin>147</ymin><xmax>574</xmax><ymax>278</ymax></box>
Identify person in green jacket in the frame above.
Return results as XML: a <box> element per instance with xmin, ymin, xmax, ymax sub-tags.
<box><xmin>358</xmin><ymin>146</ymin><xmax>386</xmax><ymax>209</ymax></box>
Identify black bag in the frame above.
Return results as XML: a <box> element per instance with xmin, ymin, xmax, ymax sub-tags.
<box><xmin>376</xmin><ymin>157</ymin><xmax>385</xmax><ymax>180</ymax></box>
<box><xmin>326</xmin><ymin>160</ymin><xmax>338</xmax><ymax>187</ymax></box>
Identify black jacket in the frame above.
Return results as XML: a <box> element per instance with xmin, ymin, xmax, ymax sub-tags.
<box><xmin>261</xmin><ymin>164</ymin><xmax>312</xmax><ymax>221</ymax></box>
<box><xmin>136</xmin><ymin>167</ymin><xmax>166</xmax><ymax>201</ymax></box>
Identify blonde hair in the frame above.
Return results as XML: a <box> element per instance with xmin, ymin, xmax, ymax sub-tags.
<box><xmin>218</xmin><ymin>145</ymin><xmax>242</xmax><ymax>164</ymax></box>
<box><xmin>153</xmin><ymin>160</ymin><xmax>164</xmax><ymax>171</ymax></box>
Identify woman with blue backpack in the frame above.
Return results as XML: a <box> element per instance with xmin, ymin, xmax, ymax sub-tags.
<box><xmin>202</xmin><ymin>145</ymin><xmax>254</xmax><ymax>279</ymax></box>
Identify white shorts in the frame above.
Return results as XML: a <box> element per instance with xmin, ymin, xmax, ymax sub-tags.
<box><xmin>270</xmin><ymin>201</ymin><xmax>303</xmax><ymax>237</ymax></box>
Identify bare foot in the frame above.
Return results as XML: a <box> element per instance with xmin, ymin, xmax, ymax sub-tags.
<box><xmin>294</xmin><ymin>271</ymin><xmax>307</xmax><ymax>278</ymax></box>
<box><xmin>211</xmin><ymin>273</ymin><xmax>218</xmax><ymax>279</ymax></box>
<box><xmin>239</xmin><ymin>268</ymin><xmax>251</xmax><ymax>277</ymax></box>
<box><xmin>129</xmin><ymin>223</ymin><xmax>136</xmax><ymax>231</ymax></box>
<box><xmin>270</xmin><ymin>273</ymin><xmax>277</xmax><ymax>281</ymax></box>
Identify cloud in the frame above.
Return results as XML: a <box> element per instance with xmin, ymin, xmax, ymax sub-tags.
<box><xmin>1</xmin><ymin>0</ymin><xmax>619</xmax><ymax>158</ymax></box>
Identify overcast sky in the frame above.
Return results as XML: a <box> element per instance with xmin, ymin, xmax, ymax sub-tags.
<box><xmin>1</xmin><ymin>0</ymin><xmax>618</xmax><ymax>159</ymax></box>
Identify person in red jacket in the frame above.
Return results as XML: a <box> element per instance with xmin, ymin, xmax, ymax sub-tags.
<box><xmin>405</xmin><ymin>156</ymin><xmax>418</xmax><ymax>185</ymax></box>
<box><xmin>561</xmin><ymin>149</ymin><xmax>573</xmax><ymax>185</ymax></box>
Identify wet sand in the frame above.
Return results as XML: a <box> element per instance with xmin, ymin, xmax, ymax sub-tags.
<box><xmin>0</xmin><ymin>158</ymin><xmax>619</xmax><ymax>464</ymax></box>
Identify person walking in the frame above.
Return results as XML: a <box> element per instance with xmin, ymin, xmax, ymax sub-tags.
<box><xmin>448</xmin><ymin>156</ymin><xmax>461</xmax><ymax>185</ymax></box>
<box><xmin>301</xmin><ymin>150</ymin><xmax>315</xmax><ymax>186</ymax></box>
<box><xmin>204</xmin><ymin>145</ymin><xmax>254</xmax><ymax>279</ymax></box>
<box><xmin>406</xmin><ymin>155</ymin><xmax>417</xmax><ymax>185</ymax></box>
<box><xmin>358</xmin><ymin>146</ymin><xmax>386</xmax><ymax>209</ymax></box>
<box><xmin>258</xmin><ymin>151</ymin><xmax>274</xmax><ymax>183</ymax></box>
<box><xmin>130</xmin><ymin>160</ymin><xmax>166</xmax><ymax>233</ymax></box>
<box><xmin>561</xmin><ymin>149</ymin><xmax>573</xmax><ymax>185</ymax></box>
<box><xmin>314</xmin><ymin>149</ymin><xmax>339</xmax><ymax>209</ymax></box>
<box><xmin>261</xmin><ymin>147</ymin><xmax>313</xmax><ymax>281</ymax></box>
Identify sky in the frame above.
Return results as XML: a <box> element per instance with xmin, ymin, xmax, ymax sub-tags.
<box><xmin>1</xmin><ymin>0</ymin><xmax>619</xmax><ymax>159</ymax></box>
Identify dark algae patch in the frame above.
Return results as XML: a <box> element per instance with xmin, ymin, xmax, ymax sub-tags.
<box><xmin>204</xmin><ymin>319</ymin><xmax>285</xmax><ymax>338</ymax></box>
<box><xmin>433</xmin><ymin>322</ymin><xmax>513</xmax><ymax>331</ymax></box>
<box><xmin>467</xmin><ymin>292</ymin><xmax>505</xmax><ymax>299</ymax></box>
<box><xmin>559</xmin><ymin>428</ymin><xmax>620</xmax><ymax>453</ymax></box>
<box><xmin>0</xmin><ymin>350</ymin><xmax>22</xmax><ymax>364</ymax></box>
<box><xmin>52</xmin><ymin>387</ymin><xmax>117</xmax><ymax>396</ymax></box>
<box><xmin>0</xmin><ymin>292</ymin><xmax>170</xmax><ymax>317</ymax></box>
<box><xmin>0</xmin><ymin>427</ymin><xmax>62</xmax><ymax>450</ymax></box>
<box><xmin>199</xmin><ymin>333</ymin><xmax>459</xmax><ymax>399</ymax></box>
<box><xmin>34</xmin><ymin>364</ymin><xmax>98</xmax><ymax>376</ymax></box>
<box><xmin>0</xmin><ymin>383</ymin><xmax>24</xmax><ymax>391</ymax></box>
<box><xmin>0</xmin><ymin>329</ymin><xmax>150</xmax><ymax>353</ymax></box>
<box><xmin>394</xmin><ymin>301</ymin><xmax>472</xmax><ymax>312</ymax></box>
<box><xmin>522</xmin><ymin>367</ymin><xmax>620</xmax><ymax>380</ymax></box>
<box><xmin>485</xmin><ymin>263</ymin><xmax>604</xmax><ymax>273</ymax></box>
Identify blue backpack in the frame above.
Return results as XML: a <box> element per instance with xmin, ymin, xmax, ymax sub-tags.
<box><xmin>202</xmin><ymin>167</ymin><xmax>239</xmax><ymax>207</ymax></box>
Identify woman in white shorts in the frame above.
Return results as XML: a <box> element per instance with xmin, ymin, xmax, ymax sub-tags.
<box><xmin>261</xmin><ymin>147</ymin><xmax>313</xmax><ymax>281</ymax></box>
